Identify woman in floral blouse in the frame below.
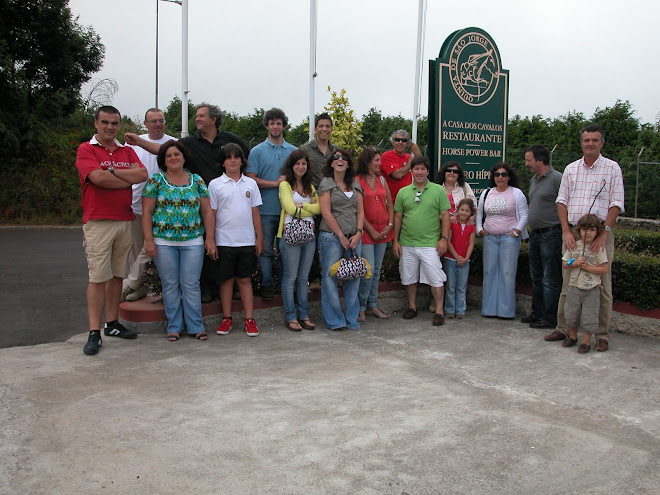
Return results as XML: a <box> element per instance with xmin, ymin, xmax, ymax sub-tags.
<box><xmin>142</xmin><ymin>140</ymin><xmax>217</xmax><ymax>341</ymax></box>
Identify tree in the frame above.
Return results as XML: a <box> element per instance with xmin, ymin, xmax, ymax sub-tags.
<box><xmin>0</xmin><ymin>0</ymin><xmax>104</xmax><ymax>155</ymax></box>
<box><xmin>323</xmin><ymin>86</ymin><xmax>363</xmax><ymax>155</ymax></box>
<box><xmin>163</xmin><ymin>96</ymin><xmax>196</xmax><ymax>137</ymax></box>
<box><xmin>361</xmin><ymin>107</ymin><xmax>382</xmax><ymax>145</ymax></box>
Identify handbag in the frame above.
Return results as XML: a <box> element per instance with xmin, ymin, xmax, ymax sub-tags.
<box><xmin>329</xmin><ymin>249</ymin><xmax>372</xmax><ymax>281</ymax></box>
<box><xmin>284</xmin><ymin>207</ymin><xmax>315</xmax><ymax>246</ymax></box>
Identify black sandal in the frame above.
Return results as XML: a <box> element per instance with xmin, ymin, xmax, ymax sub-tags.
<box><xmin>195</xmin><ymin>332</ymin><xmax>208</xmax><ymax>340</ymax></box>
<box><xmin>167</xmin><ymin>333</ymin><xmax>179</xmax><ymax>342</ymax></box>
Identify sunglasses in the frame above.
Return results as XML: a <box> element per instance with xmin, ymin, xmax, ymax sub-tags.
<box><xmin>493</xmin><ymin>171</ymin><xmax>509</xmax><ymax>178</ymax></box>
<box><xmin>415</xmin><ymin>190</ymin><xmax>423</xmax><ymax>202</ymax></box>
<box><xmin>393</xmin><ymin>138</ymin><xmax>408</xmax><ymax>143</ymax></box>
<box><xmin>332</xmin><ymin>153</ymin><xmax>349</xmax><ymax>162</ymax></box>
<box><xmin>445</xmin><ymin>169</ymin><xmax>459</xmax><ymax>174</ymax></box>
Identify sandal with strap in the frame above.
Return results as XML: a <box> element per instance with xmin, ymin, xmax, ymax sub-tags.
<box><xmin>285</xmin><ymin>321</ymin><xmax>302</xmax><ymax>332</ymax></box>
<box><xmin>300</xmin><ymin>319</ymin><xmax>316</xmax><ymax>330</ymax></box>
<box><xmin>195</xmin><ymin>332</ymin><xmax>208</xmax><ymax>340</ymax></box>
<box><xmin>167</xmin><ymin>333</ymin><xmax>180</xmax><ymax>342</ymax></box>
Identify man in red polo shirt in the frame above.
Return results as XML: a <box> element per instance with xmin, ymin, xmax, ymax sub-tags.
<box><xmin>379</xmin><ymin>129</ymin><xmax>422</xmax><ymax>202</ymax></box>
<box><xmin>75</xmin><ymin>106</ymin><xmax>148</xmax><ymax>355</ymax></box>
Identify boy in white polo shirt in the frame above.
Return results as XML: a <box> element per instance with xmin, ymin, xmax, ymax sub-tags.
<box><xmin>208</xmin><ymin>144</ymin><xmax>263</xmax><ymax>337</ymax></box>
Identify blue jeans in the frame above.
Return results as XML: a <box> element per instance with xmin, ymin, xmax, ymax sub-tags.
<box><xmin>153</xmin><ymin>243</ymin><xmax>205</xmax><ymax>335</ymax></box>
<box><xmin>527</xmin><ymin>229</ymin><xmax>562</xmax><ymax>325</ymax></box>
<box><xmin>482</xmin><ymin>234</ymin><xmax>521</xmax><ymax>318</ymax></box>
<box><xmin>444</xmin><ymin>258</ymin><xmax>470</xmax><ymax>315</ymax></box>
<box><xmin>279</xmin><ymin>236</ymin><xmax>316</xmax><ymax>322</ymax></box>
<box><xmin>358</xmin><ymin>242</ymin><xmax>387</xmax><ymax>311</ymax></box>
<box><xmin>318</xmin><ymin>232</ymin><xmax>362</xmax><ymax>330</ymax></box>
<box><xmin>258</xmin><ymin>214</ymin><xmax>281</xmax><ymax>288</ymax></box>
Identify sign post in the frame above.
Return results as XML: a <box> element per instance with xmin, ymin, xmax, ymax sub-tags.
<box><xmin>428</xmin><ymin>27</ymin><xmax>509</xmax><ymax>196</ymax></box>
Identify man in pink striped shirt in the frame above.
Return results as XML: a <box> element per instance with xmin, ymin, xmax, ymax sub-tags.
<box><xmin>544</xmin><ymin>124</ymin><xmax>625</xmax><ymax>352</ymax></box>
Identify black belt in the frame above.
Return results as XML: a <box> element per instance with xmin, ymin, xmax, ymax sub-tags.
<box><xmin>531</xmin><ymin>225</ymin><xmax>561</xmax><ymax>235</ymax></box>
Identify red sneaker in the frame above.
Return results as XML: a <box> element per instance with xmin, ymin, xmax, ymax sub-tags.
<box><xmin>216</xmin><ymin>317</ymin><xmax>233</xmax><ymax>335</ymax></box>
<box><xmin>244</xmin><ymin>318</ymin><xmax>259</xmax><ymax>337</ymax></box>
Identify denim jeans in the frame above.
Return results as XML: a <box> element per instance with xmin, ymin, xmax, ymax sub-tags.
<box><xmin>444</xmin><ymin>258</ymin><xmax>470</xmax><ymax>315</ymax></box>
<box><xmin>527</xmin><ymin>229</ymin><xmax>562</xmax><ymax>326</ymax></box>
<box><xmin>153</xmin><ymin>243</ymin><xmax>205</xmax><ymax>335</ymax></box>
<box><xmin>318</xmin><ymin>232</ymin><xmax>362</xmax><ymax>330</ymax></box>
<box><xmin>358</xmin><ymin>242</ymin><xmax>387</xmax><ymax>311</ymax></box>
<box><xmin>258</xmin><ymin>214</ymin><xmax>281</xmax><ymax>288</ymax></box>
<box><xmin>279</xmin><ymin>236</ymin><xmax>316</xmax><ymax>322</ymax></box>
<box><xmin>482</xmin><ymin>234</ymin><xmax>521</xmax><ymax>318</ymax></box>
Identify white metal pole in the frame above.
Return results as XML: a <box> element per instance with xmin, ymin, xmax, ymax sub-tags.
<box><xmin>155</xmin><ymin>0</ymin><xmax>159</xmax><ymax>108</ymax></box>
<box><xmin>411</xmin><ymin>0</ymin><xmax>426</xmax><ymax>143</ymax></box>
<box><xmin>181</xmin><ymin>0</ymin><xmax>189</xmax><ymax>137</ymax></box>
<box><xmin>309</xmin><ymin>0</ymin><xmax>318</xmax><ymax>142</ymax></box>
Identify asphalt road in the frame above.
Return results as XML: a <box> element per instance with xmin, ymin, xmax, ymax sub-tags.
<box><xmin>0</xmin><ymin>228</ymin><xmax>89</xmax><ymax>348</ymax></box>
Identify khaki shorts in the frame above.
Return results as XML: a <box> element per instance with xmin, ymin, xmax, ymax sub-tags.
<box><xmin>83</xmin><ymin>220</ymin><xmax>133</xmax><ymax>283</ymax></box>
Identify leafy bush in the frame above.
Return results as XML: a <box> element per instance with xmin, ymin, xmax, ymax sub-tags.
<box><xmin>614</xmin><ymin>230</ymin><xmax>660</xmax><ymax>256</ymax></box>
<box><xmin>611</xmin><ymin>252</ymin><xmax>660</xmax><ymax>309</ymax></box>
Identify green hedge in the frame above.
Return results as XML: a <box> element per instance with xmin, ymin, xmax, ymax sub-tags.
<box><xmin>614</xmin><ymin>230</ymin><xmax>660</xmax><ymax>256</ymax></box>
<box><xmin>379</xmin><ymin>232</ymin><xmax>660</xmax><ymax>310</ymax></box>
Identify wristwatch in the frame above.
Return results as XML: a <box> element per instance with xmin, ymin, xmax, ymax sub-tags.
<box><xmin>442</xmin><ymin>236</ymin><xmax>449</xmax><ymax>241</ymax></box>
<box><xmin>604</xmin><ymin>225</ymin><xmax>611</xmax><ymax>232</ymax></box>
<box><xmin>108</xmin><ymin>166</ymin><xmax>115</xmax><ymax>175</ymax></box>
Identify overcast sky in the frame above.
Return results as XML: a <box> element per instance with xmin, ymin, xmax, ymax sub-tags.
<box><xmin>68</xmin><ymin>0</ymin><xmax>660</xmax><ymax>130</ymax></box>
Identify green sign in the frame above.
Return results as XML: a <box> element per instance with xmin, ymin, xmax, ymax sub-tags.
<box><xmin>428</xmin><ymin>27</ymin><xmax>509</xmax><ymax>196</ymax></box>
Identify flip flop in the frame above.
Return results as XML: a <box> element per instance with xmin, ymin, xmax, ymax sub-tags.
<box><xmin>195</xmin><ymin>332</ymin><xmax>208</xmax><ymax>340</ymax></box>
<box><xmin>167</xmin><ymin>333</ymin><xmax>180</xmax><ymax>342</ymax></box>
<box><xmin>285</xmin><ymin>321</ymin><xmax>302</xmax><ymax>332</ymax></box>
<box><xmin>367</xmin><ymin>308</ymin><xmax>390</xmax><ymax>319</ymax></box>
<box><xmin>300</xmin><ymin>319</ymin><xmax>316</xmax><ymax>330</ymax></box>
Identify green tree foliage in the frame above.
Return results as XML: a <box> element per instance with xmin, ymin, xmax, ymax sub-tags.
<box><xmin>0</xmin><ymin>0</ymin><xmax>104</xmax><ymax>156</ymax></box>
<box><xmin>323</xmin><ymin>87</ymin><xmax>363</xmax><ymax>155</ymax></box>
<box><xmin>163</xmin><ymin>96</ymin><xmax>196</xmax><ymax>137</ymax></box>
<box><xmin>221</xmin><ymin>108</ymin><xmax>266</xmax><ymax>147</ymax></box>
<box><xmin>286</xmin><ymin>119</ymin><xmax>310</xmax><ymax>147</ymax></box>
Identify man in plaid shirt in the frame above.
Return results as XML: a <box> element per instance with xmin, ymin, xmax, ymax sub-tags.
<box><xmin>544</xmin><ymin>124</ymin><xmax>625</xmax><ymax>352</ymax></box>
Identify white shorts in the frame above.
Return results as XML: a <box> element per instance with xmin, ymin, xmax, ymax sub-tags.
<box><xmin>399</xmin><ymin>246</ymin><xmax>447</xmax><ymax>287</ymax></box>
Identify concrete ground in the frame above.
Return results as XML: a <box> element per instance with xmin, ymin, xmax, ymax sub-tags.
<box><xmin>1</xmin><ymin>300</ymin><xmax>658</xmax><ymax>495</ymax></box>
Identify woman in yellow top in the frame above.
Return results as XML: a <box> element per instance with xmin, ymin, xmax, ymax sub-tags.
<box><xmin>278</xmin><ymin>150</ymin><xmax>321</xmax><ymax>331</ymax></box>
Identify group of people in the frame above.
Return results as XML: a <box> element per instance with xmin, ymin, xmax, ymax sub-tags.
<box><xmin>74</xmin><ymin>104</ymin><xmax>624</xmax><ymax>358</ymax></box>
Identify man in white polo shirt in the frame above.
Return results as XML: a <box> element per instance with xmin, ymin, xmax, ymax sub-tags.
<box><xmin>122</xmin><ymin>108</ymin><xmax>177</xmax><ymax>302</ymax></box>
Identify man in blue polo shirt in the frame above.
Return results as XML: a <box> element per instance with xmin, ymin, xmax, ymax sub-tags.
<box><xmin>246</xmin><ymin>108</ymin><xmax>296</xmax><ymax>300</ymax></box>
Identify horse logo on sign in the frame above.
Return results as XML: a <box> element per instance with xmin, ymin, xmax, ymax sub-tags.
<box><xmin>449</xmin><ymin>31</ymin><xmax>501</xmax><ymax>106</ymax></box>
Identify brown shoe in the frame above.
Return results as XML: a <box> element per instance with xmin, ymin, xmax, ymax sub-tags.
<box><xmin>432</xmin><ymin>313</ymin><xmax>445</xmax><ymax>326</ymax></box>
<box><xmin>596</xmin><ymin>339</ymin><xmax>609</xmax><ymax>352</ymax></box>
<box><xmin>578</xmin><ymin>343</ymin><xmax>591</xmax><ymax>354</ymax></box>
<box><xmin>403</xmin><ymin>308</ymin><xmax>418</xmax><ymax>319</ymax></box>
<box><xmin>544</xmin><ymin>330</ymin><xmax>566</xmax><ymax>342</ymax></box>
<box><xmin>561</xmin><ymin>337</ymin><xmax>578</xmax><ymax>348</ymax></box>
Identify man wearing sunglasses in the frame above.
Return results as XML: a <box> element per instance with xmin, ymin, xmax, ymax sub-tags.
<box><xmin>380</xmin><ymin>129</ymin><xmax>422</xmax><ymax>202</ymax></box>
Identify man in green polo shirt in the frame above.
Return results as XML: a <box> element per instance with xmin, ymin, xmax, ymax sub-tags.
<box><xmin>393</xmin><ymin>156</ymin><xmax>451</xmax><ymax>326</ymax></box>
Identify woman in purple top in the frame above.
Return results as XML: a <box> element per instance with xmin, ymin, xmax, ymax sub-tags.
<box><xmin>476</xmin><ymin>163</ymin><xmax>528</xmax><ymax>319</ymax></box>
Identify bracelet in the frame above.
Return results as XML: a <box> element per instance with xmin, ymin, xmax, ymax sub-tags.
<box><xmin>356</xmin><ymin>228</ymin><xmax>363</xmax><ymax>233</ymax></box>
<box><xmin>388</xmin><ymin>223</ymin><xmax>393</xmax><ymax>227</ymax></box>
